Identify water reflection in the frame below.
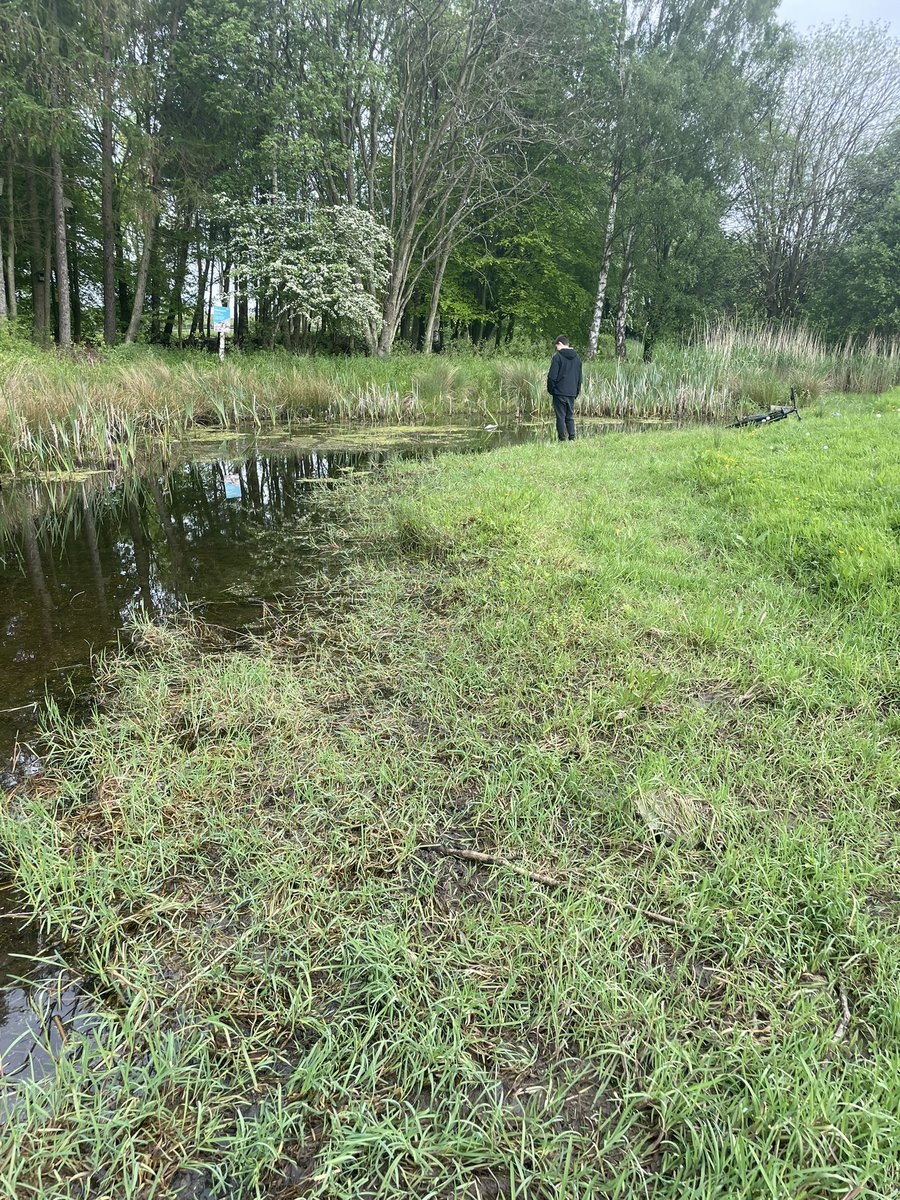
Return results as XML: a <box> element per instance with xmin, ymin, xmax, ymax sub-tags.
<box><xmin>0</xmin><ymin>874</ymin><xmax>84</xmax><ymax>1086</ymax></box>
<box><xmin>0</xmin><ymin>446</ymin><xmax>379</xmax><ymax>1091</ymax></box>
<box><xmin>0</xmin><ymin>449</ymin><xmax>381</xmax><ymax>750</ymax></box>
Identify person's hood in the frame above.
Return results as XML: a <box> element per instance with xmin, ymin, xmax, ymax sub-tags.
<box><xmin>558</xmin><ymin>347</ymin><xmax>579</xmax><ymax>359</ymax></box>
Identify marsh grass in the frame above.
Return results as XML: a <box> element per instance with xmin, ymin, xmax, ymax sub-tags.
<box><xmin>2</xmin><ymin>325</ymin><xmax>899</xmax><ymax>476</ymax></box>
<box><xmin>0</xmin><ymin>353</ymin><xmax>499</xmax><ymax>477</ymax></box>
<box><xmin>1</xmin><ymin>393</ymin><xmax>898</xmax><ymax>1197</ymax></box>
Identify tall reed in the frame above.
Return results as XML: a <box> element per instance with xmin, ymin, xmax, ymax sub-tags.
<box><xmin>1</xmin><ymin>327</ymin><xmax>897</xmax><ymax>475</ymax></box>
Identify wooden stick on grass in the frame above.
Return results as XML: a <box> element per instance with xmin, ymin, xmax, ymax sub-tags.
<box><xmin>423</xmin><ymin>843</ymin><xmax>679</xmax><ymax>928</ymax></box>
<box><xmin>833</xmin><ymin>985</ymin><xmax>852</xmax><ymax>1043</ymax></box>
<box><xmin>424</xmin><ymin>844</ymin><xmax>564</xmax><ymax>887</ymax></box>
<box><xmin>620</xmin><ymin>900</ymin><xmax>678</xmax><ymax>929</ymax></box>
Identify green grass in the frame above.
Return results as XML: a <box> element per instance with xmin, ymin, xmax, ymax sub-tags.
<box><xmin>1</xmin><ymin>323</ymin><xmax>898</xmax><ymax>476</ymax></box>
<box><xmin>1</xmin><ymin>392</ymin><xmax>899</xmax><ymax>1197</ymax></box>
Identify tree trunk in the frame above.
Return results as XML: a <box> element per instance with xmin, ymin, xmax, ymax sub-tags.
<box><xmin>29</xmin><ymin>166</ymin><xmax>48</xmax><ymax>342</ymax></box>
<box><xmin>43</xmin><ymin>216</ymin><xmax>53</xmax><ymax>334</ymax></box>
<box><xmin>0</xmin><ymin>177</ymin><xmax>6</xmax><ymax>321</ymax></box>
<box><xmin>642</xmin><ymin>244</ymin><xmax>669</xmax><ymax>362</ymax></box>
<box><xmin>3</xmin><ymin>158</ymin><xmax>15</xmax><ymax>318</ymax></box>
<box><xmin>587</xmin><ymin>167</ymin><xmax>621</xmax><ymax>361</ymax></box>
<box><xmin>399</xmin><ymin>305</ymin><xmax>413</xmax><ymax>346</ymax></box>
<box><xmin>189</xmin><ymin>254</ymin><xmax>209</xmax><ymax>341</ymax></box>
<box><xmin>422</xmin><ymin>248</ymin><xmax>450</xmax><ymax>355</ymax></box>
<box><xmin>614</xmin><ymin>226</ymin><xmax>635</xmax><ymax>360</ymax></box>
<box><xmin>101</xmin><ymin>29</ymin><xmax>117</xmax><ymax>346</ymax></box>
<box><xmin>237</xmin><ymin>293</ymin><xmax>248</xmax><ymax>344</ymax></box>
<box><xmin>51</xmin><ymin>146</ymin><xmax>72</xmax><ymax>347</ymax></box>
<box><xmin>69</xmin><ymin>205</ymin><xmax>81</xmax><ymax>342</ymax></box>
<box><xmin>376</xmin><ymin>292</ymin><xmax>399</xmax><ymax>356</ymax></box>
<box><xmin>47</xmin><ymin>0</ymin><xmax>71</xmax><ymax>346</ymax></box>
<box><xmin>115</xmin><ymin>218</ymin><xmax>130</xmax><ymax>328</ymax></box>
<box><xmin>149</xmin><ymin>235</ymin><xmax>162</xmax><ymax>343</ymax></box>
<box><xmin>376</xmin><ymin>234</ymin><xmax>415</xmax><ymax>356</ymax></box>
<box><xmin>162</xmin><ymin>220</ymin><xmax>191</xmax><ymax>345</ymax></box>
<box><xmin>124</xmin><ymin>210</ymin><xmax>157</xmax><ymax>344</ymax></box>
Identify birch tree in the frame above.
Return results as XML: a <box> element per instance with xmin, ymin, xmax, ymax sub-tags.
<box><xmin>584</xmin><ymin>0</ymin><xmax>783</xmax><ymax>358</ymax></box>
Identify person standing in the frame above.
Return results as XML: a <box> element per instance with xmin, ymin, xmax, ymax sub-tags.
<box><xmin>547</xmin><ymin>336</ymin><xmax>582</xmax><ymax>441</ymax></box>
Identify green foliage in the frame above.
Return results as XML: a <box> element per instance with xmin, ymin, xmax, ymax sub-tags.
<box><xmin>228</xmin><ymin>195</ymin><xmax>391</xmax><ymax>340</ymax></box>
<box><xmin>813</xmin><ymin>182</ymin><xmax>900</xmax><ymax>339</ymax></box>
<box><xmin>737</xmin><ymin>27</ymin><xmax>900</xmax><ymax>323</ymax></box>
<box><xmin>593</xmin><ymin>333</ymin><xmax>615</xmax><ymax>360</ymax></box>
<box><xmin>0</xmin><ymin>1</ymin><xmax>897</xmax><ymax>358</ymax></box>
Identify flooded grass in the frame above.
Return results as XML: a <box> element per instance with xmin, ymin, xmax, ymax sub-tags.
<box><xmin>1</xmin><ymin>393</ymin><xmax>899</xmax><ymax>1195</ymax></box>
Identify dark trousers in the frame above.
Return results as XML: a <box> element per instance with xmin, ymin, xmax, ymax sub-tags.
<box><xmin>552</xmin><ymin>394</ymin><xmax>576</xmax><ymax>441</ymax></box>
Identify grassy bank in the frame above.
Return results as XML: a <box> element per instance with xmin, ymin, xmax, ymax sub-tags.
<box><xmin>1</xmin><ymin>393</ymin><xmax>899</xmax><ymax>1197</ymax></box>
<box><xmin>1</xmin><ymin>324</ymin><xmax>898</xmax><ymax>476</ymax></box>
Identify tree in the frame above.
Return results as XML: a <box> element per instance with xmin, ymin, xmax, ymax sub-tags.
<box><xmin>0</xmin><ymin>175</ymin><xmax>7</xmax><ymax>321</ymax></box>
<box><xmin>0</xmin><ymin>0</ymin><xmax>70</xmax><ymax>343</ymax></box>
<box><xmin>1</xmin><ymin>0</ymin><xmax>893</xmax><ymax>352</ymax></box>
<box><xmin>738</xmin><ymin>23</ymin><xmax>900</xmax><ymax>320</ymax></box>
<box><xmin>229</xmin><ymin>195</ymin><xmax>391</xmax><ymax>347</ymax></box>
<box><xmin>808</xmin><ymin>122</ymin><xmax>900</xmax><ymax>338</ymax></box>
<box><xmin>313</xmin><ymin>0</ymin><xmax>577</xmax><ymax>354</ymax></box>
<box><xmin>583</xmin><ymin>0</ymin><xmax>786</xmax><ymax>358</ymax></box>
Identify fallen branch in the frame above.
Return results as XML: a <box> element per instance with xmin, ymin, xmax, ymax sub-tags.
<box><xmin>833</xmin><ymin>985</ymin><xmax>852</xmax><ymax>1043</ymax></box>
<box><xmin>423</xmin><ymin>844</ymin><xmax>564</xmax><ymax>887</ymax></box>
<box><xmin>422</xmin><ymin>844</ymin><xmax>679</xmax><ymax>928</ymax></box>
<box><xmin>621</xmin><ymin>900</ymin><xmax>678</xmax><ymax>929</ymax></box>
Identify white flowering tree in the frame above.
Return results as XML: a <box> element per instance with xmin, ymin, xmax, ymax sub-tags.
<box><xmin>229</xmin><ymin>196</ymin><xmax>391</xmax><ymax>352</ymax></box>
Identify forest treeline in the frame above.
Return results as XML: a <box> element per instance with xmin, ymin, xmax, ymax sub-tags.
<box><xmin>0</xmin><ymin>0</ymin><xmax>898</xmax><ymax>358</ymax></box>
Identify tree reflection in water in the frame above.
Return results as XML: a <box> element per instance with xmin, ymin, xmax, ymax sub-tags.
<box><xmin>0</xmin><ymin>448</ymin><xmax>387</xmax><ymax>757</ymax></box>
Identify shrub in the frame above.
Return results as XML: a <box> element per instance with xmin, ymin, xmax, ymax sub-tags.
<box><xmin>594</xmin><ymin>333</ymin><xmax>616</xmax><ymax>360</ymax></box>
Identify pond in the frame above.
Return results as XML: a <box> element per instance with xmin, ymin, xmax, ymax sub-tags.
<box><xmin>0</xmin><ymin>415</ymin><xmax>665</xmax><ymax>1091</ymax></box>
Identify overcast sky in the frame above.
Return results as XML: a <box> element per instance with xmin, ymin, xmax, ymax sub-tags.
<box><xmin>778</xmin><ymin>0</ymin><xmax>897</xmax><ymax>35</ymax></box>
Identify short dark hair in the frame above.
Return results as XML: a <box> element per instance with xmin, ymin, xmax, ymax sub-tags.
<box><xmin>554</xmin><ymin>336</ymin><xmax>569</xmax><ymax>346</ymax></box>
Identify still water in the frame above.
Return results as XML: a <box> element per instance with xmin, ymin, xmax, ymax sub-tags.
<box><xmin>0</xmin><ymin>416</ymin><xmax>659</xmax><ymax>1088</ymax></box>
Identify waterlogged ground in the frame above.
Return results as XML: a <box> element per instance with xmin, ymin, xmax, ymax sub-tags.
<box><xmin>0</xmin><ymin>874</ymin><xmax>85</xmax><ymax>1086</ymax></box>
<box><xmin>0</xmin><ymin>414</ymin><xmax>660</xmax><ymax>1092</ymax></box>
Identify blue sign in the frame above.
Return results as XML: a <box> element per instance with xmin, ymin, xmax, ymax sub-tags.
<box><xmin>212</xmin><ymin>305</ymin><xmax>231</xmax><ymax>330</ymax></box>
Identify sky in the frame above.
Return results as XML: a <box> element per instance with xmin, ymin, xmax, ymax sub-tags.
<box><xmin>778</xmin><ymin>0</ymin><xmax>898</xmax><ymax>35</ymax></box>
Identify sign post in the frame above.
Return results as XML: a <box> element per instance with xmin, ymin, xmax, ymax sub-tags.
<box><xmin>212</xmin><ymin>301</ymin><xmax>231</xmax><ymax>362</ymax></box>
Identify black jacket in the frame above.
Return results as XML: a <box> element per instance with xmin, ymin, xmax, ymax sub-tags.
<box><xmin>547</xmin><ymin>347</ymin><xmax>582</xmax><ymax>398</ymax></box>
